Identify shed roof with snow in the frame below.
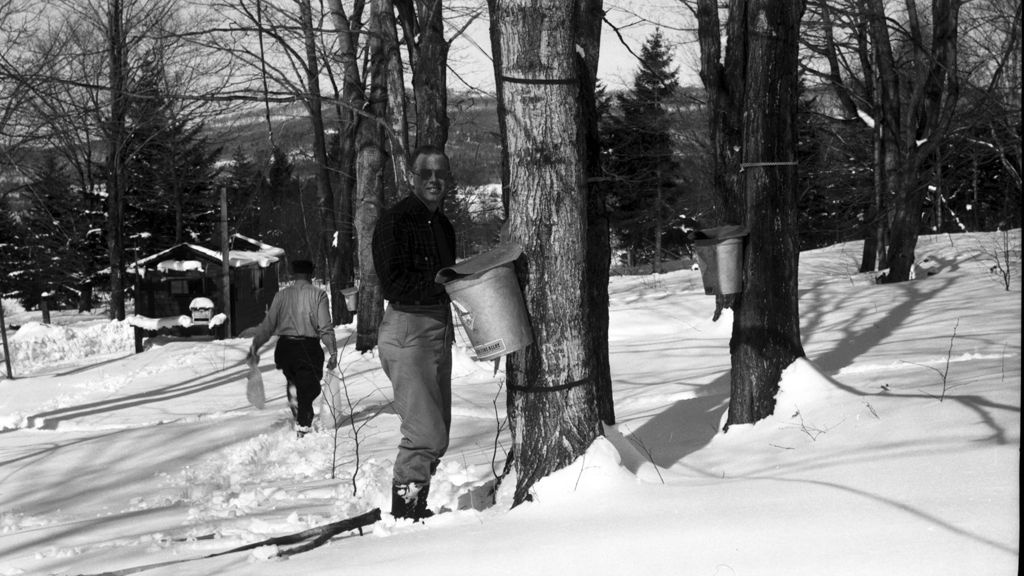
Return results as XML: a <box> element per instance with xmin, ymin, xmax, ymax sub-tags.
<box><xmin>128</xmin><ymin>235</ymin><xmax>283</xmax><ymax>339</ymax></box>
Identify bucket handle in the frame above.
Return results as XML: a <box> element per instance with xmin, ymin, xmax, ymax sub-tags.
<box><xmin>451</xmin><ymin>300</ymin><xmax>474</xmax><ymax>329</ymax></box>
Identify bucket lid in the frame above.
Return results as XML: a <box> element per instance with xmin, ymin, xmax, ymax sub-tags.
<box><xmin>436</xmin><ymin>242</ymin><xmax>523</xmax><ymax>284</ymax></box>
<box><xmin>693</xmin><ymin>225</ymin><xmax>748</xmax><ymax>244</ymax></box>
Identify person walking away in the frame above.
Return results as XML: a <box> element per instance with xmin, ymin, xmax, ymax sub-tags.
<box><xmin>372</xmin><ymin>145</ymin><xmax>457</xmax><ymax>520</ymax></box>
<box><xmin>249</xmin><ymin>259</ymin><xmax>338</xmax><ymax>438</ymax></box>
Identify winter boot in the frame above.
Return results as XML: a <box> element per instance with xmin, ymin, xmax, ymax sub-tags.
<box><xmin>414</xmin><ymin>483</ymin><xmax>434</xmax><ymax>520</ymax></box>
<box><xmin>391</xmin><ymin>482</ymin><xmax>433</xmax><ymax>520</ymax></box>
<box><xmin>391</xmin><ymin>482</ymin><xmax>417</xmax><ymax>519</ymax></box>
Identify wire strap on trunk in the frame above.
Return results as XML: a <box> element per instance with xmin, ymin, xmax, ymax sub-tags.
<box><xmin>508</xmin><ymin>376</ymin><xmax>592</xmax><ymax>393</ymax></box>
<box><xmin>739</xmin><ymin>161</ymin><xmax>798</xmax><ymax>172</ymax></box>
<box><xmin>500</xmin><ymin>75</ymin><xmax>578</xmax><ymax>85</ymax></box>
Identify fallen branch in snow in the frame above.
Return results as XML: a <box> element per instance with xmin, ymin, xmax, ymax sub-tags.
<box><xmin>790</xmin><ymin>408</ymin><xmax>845</xmax><ymax>441</ymax></box>
<box><xmin>83</xmin><ymin>508</ymin><xmax>382</xmax><ymax>576</ymax></box>
<box><xmin>796</xmin><ymin>411</ymin><xmax>828</xmax><ymax>441</ymax></box>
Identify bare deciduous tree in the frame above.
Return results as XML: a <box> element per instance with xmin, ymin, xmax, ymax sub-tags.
<box><xmin>353</xmin><ymin>0</ymin><xmax>388</xmax><ymax>352</ymax></box>
<box><xmin>801</xmin><ymin>0</ymin><xmax>968</xmax><ymax>280</ymax></box>
<box><xmin>695</xmin><ymin>0</ymin><xmax>806</xmax><ymax>425</ymax></box>
<box><xmin>578</xmin><ymin>0</ymin><xmax>614</xmax><ymax>425</ymax></box>
<box><xmin>489</xmin><ymin>0</ymin><xmax>602</xmax><ymax>505</ymax></box>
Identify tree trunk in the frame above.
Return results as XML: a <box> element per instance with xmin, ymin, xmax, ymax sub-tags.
<box><xmin>699</xmin><ymin>0</ymin><xmax>806</xmax><ymax>427</ymax></box>
<box><xmin>354</xmin><ymin>0</ymin><xmax>388</xmax><ymax>352</ymax></box>
<box><xmin>380</xmin><ymin>0</ymin><xmax>410</xmax><ymax>188</ymax></box>
<box><xmin>653</xmin><ymin>182</ymin><xmax>663</xmax><ymax>274</ymax></box>
<box><xmin>78</xmin><ymin>282</ymin><xmax>93</xmax><ymax>313</ymax></box>
<box><xmin>817</xmin><ymin>0</ymin><xmax>859</xmax><ymax>119</ymax></box>
<box><xmin>331</xmin><ymin>89</ymin><xmax>358</xmax><ymax>324</ymax></box>
<box><xmin>412</xmin><ymin>0</ymin><xmax>449</xmax><ymax>149</ymax></box>
<box><xmin>728</xmin><ymin>0</ymin><xmax>806</xmax><ymax>426</ymax></box>
<box><xmin>878</xmin><ymin>0</ymin><xmax>962</xmax><ymax>283</ymax></box>
<box><xmin>300</xmin><ymin>0</ymin><xmax>351</xmax><ymax>324</ymax></box>
<box><xmin>173</xmin><ymin>178</ymin><xmax>183</xmax><ymax>244</ymax></box>
<box><xmin>697</xmin><ymin>0</ymin><xmax>744</xmax><ymax>225</ymax></box>
<box><xmin>861</xmin><ymin>0</ymin><xmax>901</xmax><ymax>275</ymax></box>
<box><xmin>577</xmin><ymin>0</ymin><xmax>613</xmax><ymax>424</ymax></box>
<box><xmin>106</xmin><ymin>0</ymin><xmax>128</xmax><ymax>321</ymax></box>
<box><xmin>326</xmin><ymin>0</ymin><xmax>365</xmax><ymax>325</ymax></box>
<box><xmin>487</xmin><ymin>0</ymin><xmax>511</xmax><ymax>213</ymax></box>
<box><xmin>40</xmin><ymin>298</ymin><xmax>51</xmax><ymax>325</ymax></box>
<box><xmin>860</xmin><ymin>84</ymin><xmax>885</xmax><ymax>273</ymax></box>
<box><xmin>490</xmin><ymin>0</ymin><xmax>601</xmax><ymax>505</ymax></box>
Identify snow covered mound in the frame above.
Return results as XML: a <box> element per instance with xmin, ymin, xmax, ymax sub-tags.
<box><xmin>531</xmin><ymin>436</ymin><xmax>642</xmax><ymax>503</ymax></box>
<box><xmin>772</xmin><ymin>357</ymin><xmax>835</xmax><ymax>415</ymax></box>
<box><xmin>2</xmin><ymin>320</ymin><xmax>133</xmax><ymax>374</ymax></box>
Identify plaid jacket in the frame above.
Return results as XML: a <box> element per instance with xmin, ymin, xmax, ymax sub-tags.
<box><xmin>372</xmin><ymin>195</ymin><xmax>456</xmax><ymax>305</ymax></box>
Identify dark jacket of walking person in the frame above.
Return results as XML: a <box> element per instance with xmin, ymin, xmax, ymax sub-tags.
<box><xmin>372</xmin><ymin>146</ymin><xmax>457</xmax><ymax>520</ymax></box>
<box><xmin>249</xmin><ymin>259</ymin><xmax>338</xmax><ymax>438</ymax></box>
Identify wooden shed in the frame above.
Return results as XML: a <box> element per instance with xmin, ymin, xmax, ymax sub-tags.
<box><xmin>128</xmin><ymin>235</ymin><xmax>283</xmax><ymax>348</ymax></box>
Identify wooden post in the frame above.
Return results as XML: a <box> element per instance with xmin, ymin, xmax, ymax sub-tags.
<box><xmin>220</xmin><ymin>187</ymin><xmax>232</xmax><ymax>338</ymax></box>
<box><xmin>40</xmin><ymin>297</ymin><xmax>51</xmax><ymax>324</ymax></box>
<box><xmin>0</xmin><ymin>302</ymin><xmax>13</xmax><ymax>379</ymax></box>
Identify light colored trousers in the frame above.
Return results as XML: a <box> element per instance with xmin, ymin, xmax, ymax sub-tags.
<box><xmin>378</xmin><ymin>304</ymin><xmax>453</xmax><ymax>484</ymax></box>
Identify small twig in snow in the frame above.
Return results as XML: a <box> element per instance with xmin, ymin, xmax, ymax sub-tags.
<box><xmin>1001</xmin><ymin>341</ymin><xmax>1007</xmax><ymax>384</ymax></box>
<box><xmin>573</xmin><ymin>451</ymin><xmax>588</xmax><ymax>492</ymax></box>
<box><xmin>940</xmin><ymin>318</ymin><xmax>960</xmax><ymax>401</ymax></box>
<box><xmin>791</xmin><ymin>408</ymin><xmax>844</xmax><ymax>441</ymax></box>
<box><xmin>622</xmin><ymin>428</ymin><xmax>665</xmax><ymax>484</ymax></box>
<box><xmin>899</xmin><ymin>317</ymin><xmax>960</xmax><ymax>402</ymax></box>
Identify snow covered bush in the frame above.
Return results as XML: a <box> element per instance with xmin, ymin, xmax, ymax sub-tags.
<box><xmin>1</xmin><ymin>297</ymin><xmax>25</xmax><ymax>317</ymax></box>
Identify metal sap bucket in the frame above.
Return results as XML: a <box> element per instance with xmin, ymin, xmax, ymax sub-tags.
<box><xmin>436</xmin><ymin>243</ymin><xmax>533</xmax><ymax>361</ymax></box>
<box><xmin>693</xmin><ymin>225</ymin><xmax>748</xmax><ymax>296</ymax></box>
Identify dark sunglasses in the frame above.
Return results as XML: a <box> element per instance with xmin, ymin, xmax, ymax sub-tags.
<box><xmin>415</xmin><ymin>168</ymin><xmax>450</xmax><ymax>180</ymax></box>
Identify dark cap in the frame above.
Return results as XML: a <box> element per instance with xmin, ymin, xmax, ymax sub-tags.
<box><xmin>290</xmin><ymin>259</ymin><xmax>315</xmax><ymax>275</ymax></box>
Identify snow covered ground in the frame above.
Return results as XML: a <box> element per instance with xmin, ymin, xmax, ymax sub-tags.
<box><xmin>0</xmin><ymin>231</ymin><xmax>1019</xmax><ymax>576</ymax></box>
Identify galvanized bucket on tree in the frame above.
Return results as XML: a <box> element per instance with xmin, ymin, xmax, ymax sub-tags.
<box><xmin>436</xmin><ymin>243</ymin><xmax>533</xmax><ymax>361</ymax></box>
<box><xmin>693</xmin><ymin>225</ymin><xmax>748</xmax><ymax>296</ymax></box>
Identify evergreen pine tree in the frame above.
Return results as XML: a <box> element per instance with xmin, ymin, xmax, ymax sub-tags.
<box><xmin>260</xmin><ymin>146</ymin><xmax>318</xmax><ymax>262</ymax></box>
<box><xmin>603</xmin><ymin>29</ymin><xmax>684</xmax><ymax>271</ymax></box>
<box><xmin>261</xmin><ymin>146</ymin><xmax>294</xmax><ymax>250</ymax></box>
<box><xmin>0</xmin><ymin>205</ymin><xmax>32</xmax><ymax>307</ymax></box>
<box><xmin>225</xmin><ymin>148</ymin><xmax>266</xmax><ymax>238</ymax></box>
<box><xmin>123</xmin><ymin>50</ymin><xmax>220</xmax><ymax>249</ymax></box>
<box><xmin>5</xmin><ymin>156</ymin><xmax>106</xmax><ymax>311</ymax></box>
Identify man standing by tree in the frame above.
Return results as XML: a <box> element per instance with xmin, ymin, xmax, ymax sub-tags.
<box><xmin>372</xmin><ymin>146</ymin><xmax>457</xmax><ymax>521</ymax></box>
<box><xmin>249</xmin><ymin>259</ymin><xmax>338</xmax><ymax>438</ymax></box>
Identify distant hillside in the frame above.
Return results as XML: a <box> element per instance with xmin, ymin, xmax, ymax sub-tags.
<box><xmin>205</xmin><ymin>92</ymin><xmax>503</xmax><ymax>187</ymax></box>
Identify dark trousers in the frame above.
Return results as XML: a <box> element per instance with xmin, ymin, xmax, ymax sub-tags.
<box><xmin>274</xmin><ymin>337</ymin><xmax>324</xmax><ymax>427</ymax></box>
